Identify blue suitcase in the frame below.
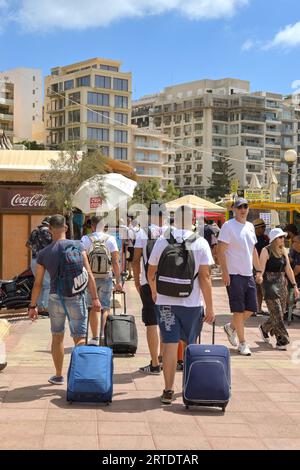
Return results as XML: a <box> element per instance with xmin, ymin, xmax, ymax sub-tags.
<box><xmin>183</xmin><ymin>323</ymin><xmax>231</xmax><ymax>412</ymax></box>
<box><xmin>67</xmin><ymin>344</ymin><xmax>113</xmax><ymax>403</ymax></box>
<box><xmin>65</xmin><ymin>302</ymin><xmax>113</xmax><ymax>404</ymax></box>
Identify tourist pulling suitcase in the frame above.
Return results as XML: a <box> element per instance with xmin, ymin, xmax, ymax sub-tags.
<box><xmin>105</xmin><ymin>291</ymin><xmax>138</xmax><ymax>355</ymax></box>
<box><xmin>183</xmin><ymin>323</ymin><xmax>231</xmax><ymax>412</ymax></box>
<box><xmin>67</xmin><ymin>309</ymin><xmax>113</xmax><ymax>404</ymax></box>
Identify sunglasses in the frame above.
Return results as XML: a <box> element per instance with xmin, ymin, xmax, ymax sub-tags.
<box><xmin>277</xmin><ymin>236</ymin><xmax>285</xmax><ymax>240</ymax></box>
<box><xmin>236</xmin><ymin>204</ymin><xmax>249</xmax><ymax>210</ymax></box>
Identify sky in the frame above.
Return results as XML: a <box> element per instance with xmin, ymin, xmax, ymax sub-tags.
<box><xmin>0</xmin><ymin>0</ymin><xmax>300</xmax><ymax>99</ymax></box>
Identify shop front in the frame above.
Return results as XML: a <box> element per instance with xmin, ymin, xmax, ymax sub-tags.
<box><xmin>0</xmin><ymin>185</ymin><xmax>50</xmax><ymax>278</ymax></box>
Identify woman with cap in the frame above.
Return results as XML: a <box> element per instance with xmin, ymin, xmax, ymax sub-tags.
<box><xmin>259</xmin><ymin>228</ymin><xmax>299</xmax><ymax>350</ymax></box>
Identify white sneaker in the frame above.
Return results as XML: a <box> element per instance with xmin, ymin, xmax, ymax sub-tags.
<box><xmin>238</xmin><ymin>343</ymin><xmax>252</xmax><ymax>356</ymax></box>
<box><xmin>88</xmin><ymin>337</ymin><xmax>100</xmax><ymax>346</ymax></box>
<box><xmin>224</xmin><ymin>323</ymin><xmax>238</xmax><ymax>347</ymax></box>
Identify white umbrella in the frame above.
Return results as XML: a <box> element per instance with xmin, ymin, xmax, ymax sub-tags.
<box><xmin>72</xmin><ymin>173</ymin><xmax>137</xmax><ymax>214</ymax></box>
<box><xmin>266</xmin><ymin>167</ymin><xmax>279</xmax><ymax>228</ymax></box>
<box><xmin>249</xmin><ymin>174</ymin><xmax>262</xmax><ymax>189</ymax></box>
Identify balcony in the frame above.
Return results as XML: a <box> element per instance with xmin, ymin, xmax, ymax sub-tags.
<box><xmin>0</xmin><ymin>113</ymin><xmax>13</xmax><ymax>121</ymax></box>
<box><xmin>0</xmin><ymin>98</ymin><xmax>13</xmax><ymax>106</ymax></box>
<box><xmin>241</xmin><ymin>127</ymin><xmax>264</xmax><ymax>135</ymax></box>
<box><xmin>241</xmin><ymin>114</ymin><xmax>265</xmax><ymax>123</ymax></box>
<box><xmin>241</xmin><ymin>140</ymin><xmax>263</xmax><ymax>148</ymax></box>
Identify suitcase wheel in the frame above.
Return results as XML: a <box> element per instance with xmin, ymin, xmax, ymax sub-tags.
<box><xmin>185</xmin><ymin>405</ymin><xmax>189</xmax><ymax>410</ymax></box>
<box><xmin>221</xmin><ymin>404</ymin><xmax>227</xmax><ymax>412</ymax></box>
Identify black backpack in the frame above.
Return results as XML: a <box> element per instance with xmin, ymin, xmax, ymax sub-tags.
<box><xmin>143</xmin><ymin>227</ymin><xmax>161</xmax><ymax>281</ymax></box>
<box><xmin>156</xmin><ymin>232</ymin><xmax>198</xmax><ymax>298</ymax></box>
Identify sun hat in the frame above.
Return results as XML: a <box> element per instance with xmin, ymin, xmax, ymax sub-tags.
<box><xmin>253</xmin><ymin>218</ymin><xmax>266</xmax><ymax>228</ymax></box>
<box><xmin>269</xmin><ymin>228</ymin><xmax>287</xmax><ymax>244</ymax></box>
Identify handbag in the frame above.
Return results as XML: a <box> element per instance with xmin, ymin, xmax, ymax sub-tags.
<box><xmin>263</xmin><ymin>280</ymin><xmax>280</xmax><ymax>300</ymax></box>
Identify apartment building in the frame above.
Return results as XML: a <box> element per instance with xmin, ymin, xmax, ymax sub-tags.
<box><xmin>0</xmin><ymin>80</ymin><xmax>14</xmax><ymax>143</ymax></box>
<box><xmin>0</xmin><ymin>68</ymin><xmax>43</xmax><ymax>142</ymax></box>
<box><xmin>131</xmin><ymin>127</ymin><xmax>175</xmax><ymax>191</ymax></box>
<box><xmin>132</xmin><ymin>78</ymin><xmax>298</xmax><ymax>195</ymax></box>
<box><xmin>44</xmin><ymin>58</ymin><xmax>132</xmax><ymax>162</ymax></box>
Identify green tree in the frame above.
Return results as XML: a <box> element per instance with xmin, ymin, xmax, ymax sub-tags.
<box><xmin>16</xmin><ymin>140</ymin><xmax>45</xmax><ymax>150</ymax></box>
<box><xmin>207</xmin><ymin>156</ymin><xmax>236</xmax><ymax>201</ymax></box>
<box><xmin>131</xmin><ymin>179</ymin><xmax>161</xmax><ymax>208</ymax></box>
<box><xmin>162</xmin><ymin>182</ymin><xmax>180</xmax><ymax>202</ymax></box>
<box><xmin>41</xmin><ymin>145</ymin><xmax>107</xmax><ymax>238</ymax></box>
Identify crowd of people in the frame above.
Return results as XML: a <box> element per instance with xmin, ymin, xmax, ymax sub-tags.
<box><xmin>26</xmin><ymin>199</ymin><xmax>299</xmax><ymax>403</ymax></box>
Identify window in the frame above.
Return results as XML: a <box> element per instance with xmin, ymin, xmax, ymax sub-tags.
<box><xmin>87</xmin><ymin>127</ymin><xmax>109</xmax><ymax>141</ymax></box>
<box><xmin>114</xmin><ymin>112</ymin><xmax>128</xmax><ymax>125</ymax></box>
<box><xmin>87</xmin><ymin>92</ymin><xmax>109</xmax><ymax>106</ymax></box>
<box><xmin>68</xmin><ymin>127</ymin><xmax>80</xmax><ymax>140</ymax></box>
<box><xmin>100</xmin><ymin>146</ymin><xmax>109</xmax><ymax>156</ymax></box>
<box><xmin>113</xmin><ymin>78</ymin><xmax>128</xmax><ymax>91</ymax></box>
<box><xmin>114</xmin><ymin>130</ymin><xmax>128</xmax><ymax>143</ymax></box>
<box><xmin>32</xmin><ymin>116</ymin><xmax>35</xmax><ymax>121</ymax></box>
<box><xmin>68</xmin><ymin>109</ymin><xmax>80</xmax><ymax>123</ymax></box>
<box><xmin>33</xmin><ymin>76</ymin><xmax>36</xmax><ymax>82</ymax></box>
<box><xmin>100</xmin><ymin>64</ymin><xmax>118</xmax><ymax>72</ymax></box>
<box><xmin>115</xmin><ymin>95</ymin><xmax>128</xmax><ymax>109</ymax></box>
<box><xmin>32</xmin><ymin>103</ymin><xmax>35</xmax><ymax>108</ymax></box>
<box><xmin>114</xmin><ymin>147</ymin><xmax>128</xmax><ymax>160</ymax></box>
<box><xmin>76</xmin><ymin>75</ymin><xmax>90</xmax><ymax>87</ymax></box>
<box><xmin>32</xmin><ymin>89</ymin><xmax>35</xmax><ymax>95</ymax></box>
<box><xmin>95</xmin><ymin>75</ymin><xmax>111</xmax><ymax>89</ymax></box>
<box><xmin>64</xmin><ymin>79</ymin><xmax>74</xmax><ymax>91</ymax></box>
<box><xmin>87</xmin><ymin>110</ymin><xmax>109</xmax><ymax>124</ymax></box>
<box><xmin>68</xmin><ymin>92</ymin><xmax>80</xmax><ymax>104</ymax></box>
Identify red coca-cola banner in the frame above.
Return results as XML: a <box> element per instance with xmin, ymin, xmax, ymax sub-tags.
<box><xmin>0</xmin><ymin>186</ymin><xmax>48</xmax><ymax>211</ymax></box>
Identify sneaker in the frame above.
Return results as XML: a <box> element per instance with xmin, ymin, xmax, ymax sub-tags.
<box><xmin>160</xmin><ymin>389</ymin><xmax>175</xmax><ymax>405</ymax></box>
<box><xmin>88</xmin><ymin>337</ymin><xmax>100</xmax><ymax>346</ymax></box>
<box><xmin>258</xmin><ymin>325</ymin><xmax>270</xmax><ymax>344</ymax></box>
<box><xmin>224</xmin><ymin>323</ymin><xmax>238</xmax><ymax>347</ymax></box>
<box><xmin>139</xmin><ymin>363</ymin><xmax>161</xmax><ymax>375</ymax></box>
<box><xmin>176</xmin><ymin>360</ymin><xmax>184</xmax><ymax>371</ymax></box>
<box><xmin>0</xmin><ymin>362</ymin><xmax>7</xmax><ymax>372</ymax></box>
<box><xmin>276</xmin><ymin>343</ymin><xmax>288</xmax><ymax>351</ymax></box>
<box><xmin>48</xmin><ymin>375</ymin><xmax>64</xmax><ymax>385</ymax></box>
<box><xmin>238</xmin><ymin>343</ymin><xmax>252</xmax><ymax>356</ymax></box>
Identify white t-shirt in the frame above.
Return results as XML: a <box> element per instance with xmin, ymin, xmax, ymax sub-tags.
<box><xmin>134</xmin><ymin>224</ymin><xmax>167</xmax><ymax>286</ymax></box>
<box><xmin>218</xmin><ymin>219</ymin><xmax>257</xmax><ymax>276</ymax></box>
<box><xmin>148</xmin><ymin>228</ymin><xmax>214</xmax><ymax>307</ymax></box>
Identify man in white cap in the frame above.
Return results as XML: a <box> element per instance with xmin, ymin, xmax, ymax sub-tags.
<box><xmin>218</xmin><ymin>198</ymin><xmax>263</xmax><ymax>356</ymax></box>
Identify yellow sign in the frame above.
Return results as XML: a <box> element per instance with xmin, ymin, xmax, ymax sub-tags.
<box><xmin>230</xmin><ymin>179</ymin><xmax>239</xmax><ymax>194</ymax></box>
<box><xmin>244</xmin><ymin>189</ymin><xmax>271</xmax><ymax>202</ymax></box>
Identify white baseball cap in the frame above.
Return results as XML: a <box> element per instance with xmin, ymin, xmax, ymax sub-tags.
<box><xmin>269</xmin><ymin>228</ymin><xmax>288</xmax><ymax>244</ymax></box>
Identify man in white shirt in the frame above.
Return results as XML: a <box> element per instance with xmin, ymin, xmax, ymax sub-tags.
<box><xmin>218</xmin><ymin>198</ymin><xmax>263</xmax><ymax>356</ymax></box>
<box><xmin>133</xmin><ymin>202</ymin><xmax>167</xmax><ymax>375</ymax></box>
<box><xmin>81</xmin><ymin>216</ymin><xmax>123</xmax><ymax>344</ymax></box>
<box><xmin>148</xmin><ymin>205</ymin><xmax>215</xmax><ymax>405</ymax></box>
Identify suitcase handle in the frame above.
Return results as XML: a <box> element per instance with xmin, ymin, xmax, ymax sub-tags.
<box><xmin>198</xmin><ymin>321</ymin><xmax>216</xmax><ymax>345</ymax></box>
<box><xmin>85</xmin><ymin>308</ymin><xmax>105</xmax><ymax>346</ymax></box>
<box><xmin>112</xmin><ymin>290</ymin><xmax>127</xmax><ymax>315</ymax></box>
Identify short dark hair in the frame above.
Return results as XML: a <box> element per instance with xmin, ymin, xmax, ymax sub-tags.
<box><xmin>49</xmin><ymin>214</ymin><xmax>66</xmax><ymax>228</ymax></box>
<box><xmin>285</xmin><ymin>224</ymin><xmax>298</xmax><ymax>235</ymax></box>
<box><xmin>91</xmin><ymin>215</ymin><xmax>103</xmax><ymax>226</ymax></box>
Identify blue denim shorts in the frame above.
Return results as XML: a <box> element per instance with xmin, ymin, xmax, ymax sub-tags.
<box><xmin>86</xmin><ymin>277</ymin><xmax>113</xmax><ymax>310</ymax></box>
<box><xmin>48</xmin><ymin>293</ymin><xmax>87</xmax><ymax>338</ymax></box>
<box><xmin>155</xmin><ymin>305</ymin><xmax>204</xmax><ymax>344</ymax></box>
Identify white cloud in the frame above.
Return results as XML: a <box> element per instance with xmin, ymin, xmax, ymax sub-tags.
<box><xmin>265</xmin><ymin>21</ymin><xmax>300</xmax><ymax>50</ymax></box>
<box><xmin>2</xmin><ymin>0</ymin><xmax>249</xmax><ymax>32</ymax></box>
<box><xmin>241</xmin><ymin>39</ymin><xmax>254</xmax><ymax>51</ymax></box>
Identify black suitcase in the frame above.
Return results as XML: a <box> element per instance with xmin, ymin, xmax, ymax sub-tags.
<box><xmin>104</xmin><ymin>291</ymin><xmax>138</xmax><ymax>355</ymax></box>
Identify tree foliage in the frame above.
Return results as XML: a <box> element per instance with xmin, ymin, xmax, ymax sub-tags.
<box><xmin>131</xmin><ymin>179</ymin><xmax>161</xmax><ymax>208</ymax></box>
<box><xmin>16</xmin><ymin>140</ymin><xmax>45</xmax><ymax>150</ymax></box>
<box><xmin>162</xmin><ymin>182</ymin><xmax>180</xmax><ymax>202</ymax></box>
<box><xmin>41</xmin><ymin>146</ymin><xmax>107</xmax><ymax>236</ymax></box>
<box><xmin>207</xmin><ymin>156</ymin><xmax>236</xmax><ymax>201</ymax></box>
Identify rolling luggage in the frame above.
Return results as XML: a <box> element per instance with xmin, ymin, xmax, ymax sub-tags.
<box><xmin>183</xmin><ymin>323</ymin><xmax>231</xmax><ymax>412</ymax></box>
<box><xmin>67</xmin><ymin>308</ymin><xmax>113</xmax><ymax>404</ymax></box>
<box><xmin>104</xmin><ymin>291</ymin><xmax>138</xmax><ymax>355</ymax></box>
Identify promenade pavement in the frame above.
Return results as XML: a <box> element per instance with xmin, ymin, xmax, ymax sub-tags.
<box><xmin>1</xmin><ymin>278</ymin><xmax>300</xmax><ymax>451</ymax></box>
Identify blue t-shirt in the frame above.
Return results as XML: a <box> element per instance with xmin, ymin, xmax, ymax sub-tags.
<box><xmin>37</xmin><ymin>240</ymin><xmax>85</xmax><ymax>294</ymax></box>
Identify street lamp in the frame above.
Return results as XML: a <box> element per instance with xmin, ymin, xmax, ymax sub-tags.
<box><xmin>284</xmin><ymin>149</ymin><xmax>297</xmax><ymax>203</ymax></box>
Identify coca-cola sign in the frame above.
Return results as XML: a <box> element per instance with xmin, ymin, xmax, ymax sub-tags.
<box><xmin>0</xmin><ymin>187</ymin><xmax>49</xmax><ymax>211</ymax></box>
